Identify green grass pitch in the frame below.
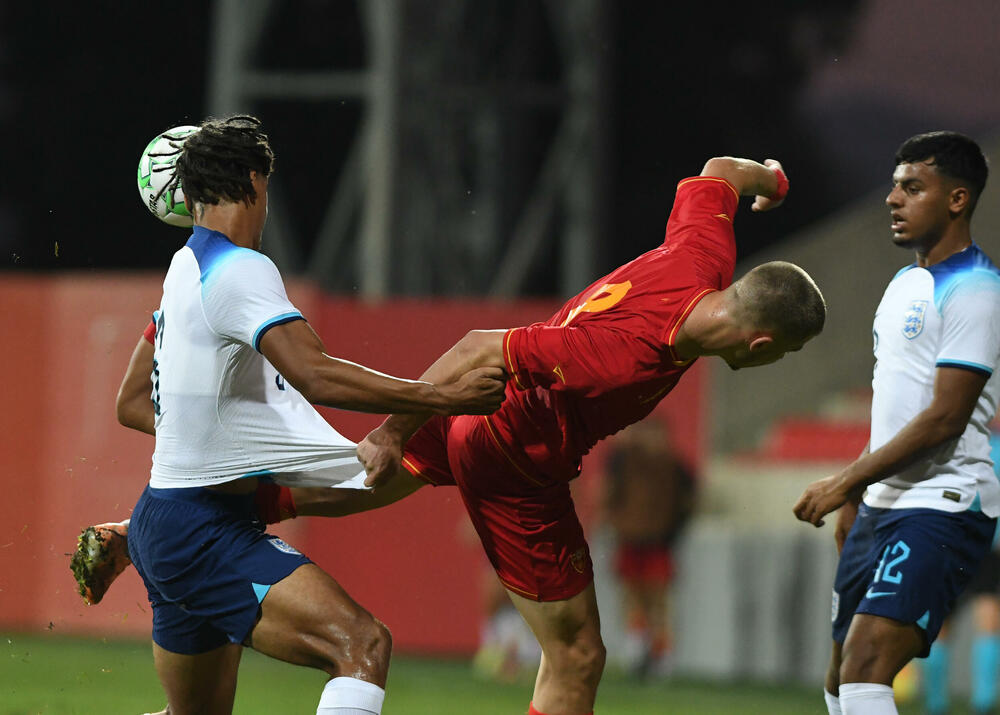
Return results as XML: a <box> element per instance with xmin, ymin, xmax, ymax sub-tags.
<box><xmin>1</xmin><ymin>632</ymin><xmax>938</xmax><ymax>714</ymax></box>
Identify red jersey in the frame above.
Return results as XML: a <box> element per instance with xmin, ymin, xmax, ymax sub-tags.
<box><xmin>494</xmin><ymin>176</ymin><xmax>739</xmax><ymax>481</ymax></box>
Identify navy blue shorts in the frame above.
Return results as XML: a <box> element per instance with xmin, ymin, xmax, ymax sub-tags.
<box><xmin>129</xmin><ymin>485</ymin><xmax>312</xmax><ymax>655</ymax></box>
<box><xmin>832</xmin><ymin>504</ymin><xmax>996</xmax><ymax>656</ymax></box>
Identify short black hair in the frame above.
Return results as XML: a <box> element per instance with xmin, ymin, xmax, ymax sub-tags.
<box><xmin>734</xmin><ymin>261</ymin><xmax>826</xmax><ymax>342</ymax></box>
<box><xmin>175</xmin><ymin>115</ymin><xmax>275</xmax><ymax>207</ymax></box>
<box><xmin>895</xmin><ymin>131</ymin><xmax>988</xmax><ymax>215</ymax></box>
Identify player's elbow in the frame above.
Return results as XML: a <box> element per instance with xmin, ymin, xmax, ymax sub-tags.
<box><xmin>286</xmin><ymin>365</ymin><xmax>326</xmax><ymax>405</ymax></box>
<box><xmin>286</xmin><ymin>359</ymin><xmax>359</xmax><ymax>407</ymax></box>
<box><xmin>702</xmin><ymin>156</ymin><xmax>739</xmax><ymax>180</ymax></box>
<box><xmin>115</xmin><ymin>397</ymin><xmax>148</xmax><ymax>433</ymax></box>
<box><xmin>115</xmin><ymin>391</ymin><xmax>138</xmax><ymax>428</ymax></box>
<box><xmin>929</xmin><ymin>408</ymin><xmax>973</xmax><ymax>444</ymax></box>
<box><xmin>457</xmin><ymin>330</ymin><xmax>506</xmax><ymax>369</ymax></box>
<box><xmin>115</xmin><ymin>403</ymin><xmax>132</xmax><ymax>429</ymax></box>
<box><xmin>701</xmin><ymin>156</ymin><xmax>753</xmax><ymax>194</ymax></box>
<box><xmin>939</xmin><ymin>415</ymin><xmax>970</xmax><ymax>442</ymax></box>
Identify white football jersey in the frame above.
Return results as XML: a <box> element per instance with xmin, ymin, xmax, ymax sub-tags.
<box><xmin>149</xmin><ymin>226</ymin><xmax>366</xmax><ymax>489</ymax></box>
<box><xmin>865</xmin><ymin>243</ymin><xmax>1000</xmax><ymax>516</ymax></box>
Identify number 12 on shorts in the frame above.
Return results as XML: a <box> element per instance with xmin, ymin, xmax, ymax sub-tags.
<box><xmin>874</xmin><ymin>540</ymin><xmax>910</xmax><ymax>586</ymax></box>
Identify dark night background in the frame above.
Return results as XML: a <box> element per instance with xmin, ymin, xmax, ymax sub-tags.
<box><xmin>4</xmin><ymin>1</ymin><xmax>999</xmax><ymax>294</ymax></box>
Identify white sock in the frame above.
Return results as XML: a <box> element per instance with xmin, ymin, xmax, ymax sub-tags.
<box><xmin>838</xmin><ymin>682</ymin><xmax>896</xmax><ymax>715</ymax></box>
<box><xmin>824</xmin><ymin>689</ymin><xmax>842</xmax><ymax>715</ymax></box>
<box><xmin>316</xmin><ymin>677</ymin><xmax>386</xmax><ymax>715</ymax></box>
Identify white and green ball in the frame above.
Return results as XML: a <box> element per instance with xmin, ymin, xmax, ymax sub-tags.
<box><xmin>136</xmin><ymin>125</ymin><xmax>199</xmax><ymax>227</ymax></box>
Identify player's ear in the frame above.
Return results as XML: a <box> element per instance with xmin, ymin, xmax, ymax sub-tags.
<box><xmin>948</xmin><ymin>186</ymin><xmax>971</xmax><ymax>217</ymax></box>
<box><xmin>245</xmin><ymin>170</ymin><xmax>261</xmax><ymax>207</ymax></box>
<box><xmin>747</xmin><ymin>335</ymin><xmax>775</xmax><ymax>354</ymax></box>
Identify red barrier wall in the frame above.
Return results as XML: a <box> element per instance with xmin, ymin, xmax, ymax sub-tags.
<box><xmin>0</xmin><ymin>274</ymin><xmax>705</xmax><ymax>653</ymax></box>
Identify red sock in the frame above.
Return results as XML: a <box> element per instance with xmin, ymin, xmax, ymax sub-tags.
<box><xmin>254</xmin><ymin>483</ymin><xmax>298</xmax><ymax>524</ymax></box>
<box><xmin>527</xmin><ymin>703</ymin><xmax>592</xmax><ymax>715</ymax></box>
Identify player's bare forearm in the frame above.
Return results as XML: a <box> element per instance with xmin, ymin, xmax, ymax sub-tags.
<box><xmin>795</xmin><ymin>368</ymin><xmax>985</xmax><ymax>527</ymax></box>
<box><xmin>259</xmin><ymin>320</ymin><xmax>506</xmax><ymax>416</ymax></box>
<box><xmin>701</xmin><ymin>156</ymin><xmax>785</xmax><ymax>211</ymax></box>
<box><xmin>831</xmin><ymin>368</ymin><xmax>983</xmax><ymax>496</ymax></box>
<box><xmin>116</xmin><ymin>336</ymin><xmax>156</xmax><ymax>436</ymax></box>
<box><xmin>360</xmin><ymin>330</ymin><xmax>507</xmax><ymax>487</ymax></box>
<box><xmin>380</xmin><ymin>330</ymin><xmax>509</xmax><ymax>442</ymax></box>
<box><xmin>291</xmin><ymin>472</ymin><xmax>423</xmax><ymax>517</ymax></box>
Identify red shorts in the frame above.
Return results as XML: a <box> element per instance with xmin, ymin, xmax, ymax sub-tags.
<box><xmin>402</xmin><ymin>414</ymin><xmax>593</xmax><ymax>602</ymax></box>
<box><xmin>613</xmin><ymin>543</ymin><xmax>674</xmax><ymax>586</ymax></box>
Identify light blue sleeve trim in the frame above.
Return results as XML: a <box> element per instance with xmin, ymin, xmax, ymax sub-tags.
<box><xmin>241</xmin><ymin>469</ymin><xmax>275</xmax><ymax>479</ymax></box>
<box><xmin>936</xmin><ymin>359</ymin><xmax>994</xmax><ymax>377</ymax></box>
<box><xmin>251</xmin><ymin>313</ymin><xmax>305</xmax><ymax>352</ymax></box>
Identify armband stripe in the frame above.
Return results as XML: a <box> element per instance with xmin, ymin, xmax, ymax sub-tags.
<box><xmin>936</xmin><ymin>360</ymin><xmax>993</xmax><ymax>377</ymax></box>
<box><xmin>252</xmin><ymin>312</ymin><xmax>305</xmax><ymax>352</ymax></box>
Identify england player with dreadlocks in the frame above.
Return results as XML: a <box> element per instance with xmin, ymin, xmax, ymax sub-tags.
<box><xmin>116</xmin><ymin>115</ymin><xmax>506</xmax><ymax>715</ymax></box>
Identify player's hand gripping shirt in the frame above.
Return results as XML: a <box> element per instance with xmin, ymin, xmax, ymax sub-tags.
<box><xmin>149</xmin><ymin>227</ymin><xmax>365</xmax><ymax>488</ymax></box>
<box><xmin>865</xmin><ymin>243</ymin><xmax>1000</xmax><ymax>516</ymax></box>
<box><xmin>494</xmin><ymin>177</ymin><xmax>739</xmax><ymax>480</ymax></box>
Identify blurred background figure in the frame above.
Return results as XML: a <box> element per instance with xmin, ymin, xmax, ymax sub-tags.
<box><xmin>920</xmin><ymin>420</ymin><xmax>1000</xmax><ymax>715</ymax></box>
<box><xmin>603</xmin><ymin>416</ymin><xmax>697</xmax><ymax>679</ymax></box>
<box><xmin>471</xmin><ymin>570</ymin><xmax>542</xmax><ymax>683</ymax></box>
<box><xmin>464</xmin><ymin>518</ymin><xmax>541</xmax><ymax>683</ymax></box>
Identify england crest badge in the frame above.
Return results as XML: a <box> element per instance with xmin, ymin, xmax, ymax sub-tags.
<box><xmin>902</xmin><ymin>300</ymin><xmax>927</xmax><ymax>339</ymax></box>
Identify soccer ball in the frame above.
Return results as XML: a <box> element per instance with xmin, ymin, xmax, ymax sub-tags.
<box><xmin>136</xmin><ymin>125</ymin><xmax>199</xmax><ymax>227</ymax></box>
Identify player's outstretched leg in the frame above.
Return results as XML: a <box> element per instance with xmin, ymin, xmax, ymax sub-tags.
<box><xmin>70</xmin><ymin>520</ymin><xmax>131</xmax><ymax>605</ymax></box>
<box><xmin>508</xmin><ymin>583</ymin><xmax>605</xmax><ymax>715</ymax></box>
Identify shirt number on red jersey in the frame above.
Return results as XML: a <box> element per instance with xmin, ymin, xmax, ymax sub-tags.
<box><xmin>560</xmin><ymin>281</ymin><xmax>633</xmax><ymax>327</ymax></box>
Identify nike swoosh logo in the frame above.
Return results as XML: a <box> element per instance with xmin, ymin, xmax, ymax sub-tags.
<box><xmin>865</xmin><ymin>589</ymin><xmax>896</xmax><ymax>599</ymax></box>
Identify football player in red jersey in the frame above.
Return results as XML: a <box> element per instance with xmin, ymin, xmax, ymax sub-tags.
<box><xmin>338</xmin><ymin>155</ymin><xmax>823</xmax><ymax>715</ymax></box>
<box><xmin>80</xmin><ymin>156</ymin><xmax>824</xmax><ymax>715</ymax></box>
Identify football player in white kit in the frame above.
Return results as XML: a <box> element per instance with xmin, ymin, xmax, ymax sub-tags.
<box><xmin>114</xmin><ymin>115</ymin><xmax>506</xmax><ymax>715</ymax></box>
<box><xmin>795</xmin><ymin>131</ymin><xmax>1000</xmax><ymax>715</ymax></box>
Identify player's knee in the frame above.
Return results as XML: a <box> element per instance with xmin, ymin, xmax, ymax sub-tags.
<box><xmin>551</xmin><ymin>630</ymin><xmax>606</xmax><ymax>685</ymax></box>
<box><xmin>839</xmin><ymin>634</ymin><xmax>896</xmax><ymax>684</ymax></box>
<box><xmin>580</xmin><ymin>637</ymin><xmax>607</xmax><ymax>684</ymax></box>
<box><xmin>313</xmin><ymin>611</ymin><xmax>392</xmax><ymax>680</ymax></box>
<box><xmin>343</xmin><ymin>613</ymin><xmax>392</xmax><ymax>678</ymax></box>
<box><xmin>365</xmin><ymin>617</ymin><xmax>393</xmax><ymax>671</ymax></box>
<box><xmin>839</xmin><ymin>647</ymin><xmax>879</xmax><ymax>684</ymax></box>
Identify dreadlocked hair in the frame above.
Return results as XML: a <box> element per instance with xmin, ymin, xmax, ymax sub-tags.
<box><xmin>174</xmin><ymin>115</ymin><xmax>275</xmax><ymax>207</ymax></box>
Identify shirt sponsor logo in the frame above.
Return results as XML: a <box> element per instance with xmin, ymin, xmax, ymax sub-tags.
<box><xmin>267</xmin><ymin>537</ymin><xmax>301</xmax><ymax>555</ymax></box>
<box><xmin>902</xmin><ymin>300</ymin><xmax>927</xmax><ymax>339</ymax></box>
<box><xmin>831</xmin><ymin>589</ymin><xmax>839</xmax><ymax>623</ymax></box>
